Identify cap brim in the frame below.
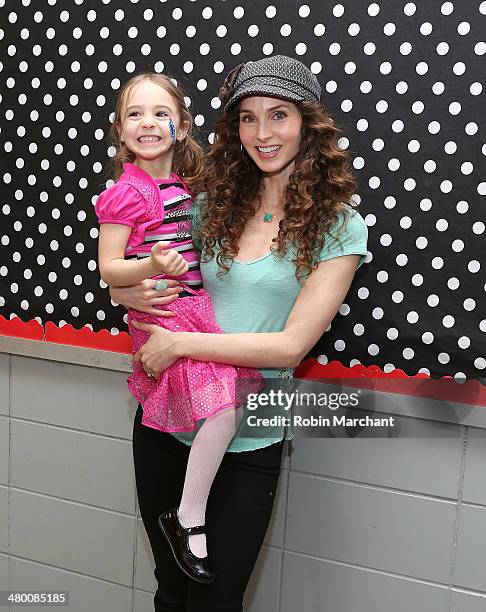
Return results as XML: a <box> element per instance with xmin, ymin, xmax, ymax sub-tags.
<box><xmin>224</xmin><ymin>83</ymin><xmax>307</xmax><ymax>111</ymax></box>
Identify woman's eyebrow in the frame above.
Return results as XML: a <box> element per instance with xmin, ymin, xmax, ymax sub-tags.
<box><xmin>239</xmin><ymin>104</ymin><xmax>291</xmax><ymax>113</ymax></box>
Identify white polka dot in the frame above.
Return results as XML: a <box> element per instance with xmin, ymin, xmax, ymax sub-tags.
<box><xmin>368</xmin><ymin>4</ymin><xmax>380</xmax><ymax>16</ymax></box>
<box><xmin>468</xmin><ymin>260</ymin><xmax>480</xmax><ymax>273</ymax></box>
<box><xmin>353</xmin><ymin>323</ymin><xmax>364</xmax><ymax>336</ymax></box>
<box><xmin>380</xmin><ymin>62</ymin><xmax>392</xmax><ymax>76</ymax></box>
<box><xmin>339</xmin><ymin>303</ymin><xmax>350</xmax><ymax>316</ymax></box>
<box><xmin>457</xmin><ymin>21</ymin><xmax>470</xmax><ymax>35</ymax></box>
<box><xmin>368</xmin><ymin>344</ymin><xmax>379</xmax><ymax>356</ymax></box>
<box><xmin>472</xmin><ymin>221</ymin><xmax>485</xmax><ymax>234</ymax></box>
<box><xmin>465</xmin><ymin>122</ymin><xmax>478</xmax><ymax>136</ymax></box>
<box><xmin>442</xmin><ymin>315</ymin><xmax>455</xmax><ymax>328</ymax></box>
<box><xmin>261</xmin><ymin>43</ymin><xmax>273</xmax><ymax>56</ymax></box>
<box><xmin>400</xmin><ymin>42</ymin><xmax>412</xmax><ymax>55</ymax></box>
<box><xmin>333</xmin><ymin>4</ymin><xmax>345</xmax><ymax>17</ymax></box>
<box><xmin>416</xmin><ymin>62</ymin><xmax>429</xmax><ymax>75</ymax></box>
<box><xmin>406</xmin><ymin>140</ymin><xmax>420</xmax><ymax>154</ymax></box>
<box><xmin>447</xmin><ymin>277</ymin><xmax>460</xmax><ymax>290</ymax></box>
<box><xmin>314</xmin><ymin>23</ymin><xmax>325</xmax><ymax>36</ymax></box>
<box><xmin>295</xmin><ymin>42</ymin><xmax>307</xmax><ymax>55</ymax></box>
<box><xmin>441</xmin><ymin>2</ymin><xmax>454</xmax><ymax>14</ymax></box>
<box><xmin>427</xmin><ymin>294</ymin><xmax>440</xmax><ymax>307</ymax></box>
<box><xmin>396</xmin><ymin>81</ymin><xmax>408</xmax><ymax>95</ymax></box>
<box><xmin>334</xmin><ymin>339</ymin><xmax>345</xmax><ymax>351</ymax></box>
<box><xmin>298</xmin><ymin>4</ymin><xmax>310</xmax><ymax>17</ymax></box>
<box><xmin>357</xmin><ymin>287</ymin><xmax>369</xmax><ymax>299</ymax></box>
<box><xmin>372</xmin><ymin>307</ymin><xmax>384</xmax><ymax>320</ymax></box>
<box><xmin>360</xmin><ymin>80</ymin><xmax>372</xmax><ymax>94</ymax></box>
<box><xmin>463</xmin><ymin>298</ymin><xmax>476</xmax><ymax>311</ymax></box>
<box><xmin>396</xmin><ymin>254</ymin><xmax>408</xmax><ymax>266</ymax></box>
<box><xmin>387</xmin><ymin>328</ymin><xmax>399</xmax><ymax>340</ymax></box>
<box><xmin>474</xmin><ymin>358</ymin><xmax>486</xmax><ymax>370</ymax></box>
<box><xmin>403</xmin><ymin>178</ymin><xmax>416</xmax><ymax>191</ymax></box>
<box><xmin>280</xmin><ymin>23</ymin><xmax>292</xmax><ymax>36</ymax></box>
<box><xmin>457</xmin><ymin>336</ymin><xmax>470</xmax><ymax>349</ymax></box>
<box><xmin>422</xmin><ymin>332</ymin><xmax>434</xmax><ymax>344</ymax></box>
<box><xmin>451</xmin><ymin>239</ymin><xmax>464</xmax><ymax>252</ymax></box>
<box><xmin>403</xmin><ymin>348</ymin><xmax>414</xmax><ymax>360</ymax></box>
<box><xmin>407</xmin><ymin>311</ymin><xmax>419</xmax><ymax>324</ymax></box>
<box><xmin>436</xmin><ymin>41</ymin><xmax>449</xmax><ymax>55</ymax></box>
<box><xmin>233</xmin><ymin>6</ymin><xmax>244</xmax><ymax>18</ymax></box>
<box><xmin>328</xmin><ymin>42</ymin><xmax>342</xmax><ymax>56</ymax></box>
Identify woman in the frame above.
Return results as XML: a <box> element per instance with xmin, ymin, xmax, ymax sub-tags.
<box><xmin>110</xmin><ymin>55</ymin><xmax>368</xmax><ymax>612</ymax></box>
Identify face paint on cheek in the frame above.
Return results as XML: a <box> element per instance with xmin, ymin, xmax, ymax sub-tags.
<box><xmin>168</xmin><ymin>118</ymin><xmax>176</xmax><ymax>145</ymax></box>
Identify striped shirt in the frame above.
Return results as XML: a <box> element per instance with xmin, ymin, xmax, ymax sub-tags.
<box><xmin>95</xmin><ymin>164</ymin><xmax>202</xmax><ymax>290</ymax></box>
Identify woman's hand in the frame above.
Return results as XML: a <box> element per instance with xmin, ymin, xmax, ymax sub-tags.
<box><xmin>109</xmin><ymin>279</ymin><xmax>182</xmax><ymax>317</ymax></box>
<box><xmin>132</xmin><ymin>321</ymin><xmax>181</xmax><ymax>377</ymax></box>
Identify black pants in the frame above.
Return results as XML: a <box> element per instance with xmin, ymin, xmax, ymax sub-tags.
<box><xmin>132</xmin><ymin>405</ymin><xmax>284</xmax><ymax>612</ymax></box>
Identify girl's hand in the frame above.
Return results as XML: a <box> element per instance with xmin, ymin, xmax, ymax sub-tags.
<box><xmin>132</xmin><ymin>321</ymin><xmax>180</xmax><ymax>376</ymax></box>
<box><xmin>109</xmin><ymin>279</ymin><xmax>182</xmax><ymax>317</ymax></box>
<box><xmin>150</xmin><ymin>241</ymin><xmax>189</xmax><ymax>276</ymax></box>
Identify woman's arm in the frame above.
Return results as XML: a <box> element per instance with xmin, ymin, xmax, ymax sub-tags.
<box><xmin>132</xmin><ymin>254</ymin><xmax>361</xmax><ymax>374</ymax></box>
<box><xmin>98</xmin><ymin>224</ymin><xmax>188</xmax><ymax>287</ymax></box>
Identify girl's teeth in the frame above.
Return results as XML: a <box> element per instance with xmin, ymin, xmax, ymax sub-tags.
<box><xmin>258</xmin><ymin>146</ymin><xmax>281</xmax><ymax>153</ymax></box>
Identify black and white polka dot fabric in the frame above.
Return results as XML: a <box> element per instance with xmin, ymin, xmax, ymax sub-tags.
<box><xmin>0</xmin><ymin>1</ymin><xmax>484</xmax><ymax>380</ymax></box>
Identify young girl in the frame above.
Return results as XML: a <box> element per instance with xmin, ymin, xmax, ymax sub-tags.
<box><xmin>94</xmin><ymin>73</ymin><xmax>262</xmax><ymax>584</ymax></box>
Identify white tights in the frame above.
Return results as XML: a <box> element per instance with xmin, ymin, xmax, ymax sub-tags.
<box><xmin>177</xmin><ymin>405</ymin><xmax>243</xmax><ymax>558</ymax></box>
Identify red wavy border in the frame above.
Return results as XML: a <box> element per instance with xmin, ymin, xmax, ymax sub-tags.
<box><xmin>1</xmin><ymin>317</ymin><xmax>485</xmax><ymax>406</ymax></box>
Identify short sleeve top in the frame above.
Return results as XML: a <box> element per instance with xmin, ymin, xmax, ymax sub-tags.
<box><xmin>94</xmin><ymin>164</ymin><xmax>202</xmax><ymax>288</ymax></box>
<box><xmin>171</xmin><ymin>196</ymin><xmax>369</xmax><ymax>452</ymax></box>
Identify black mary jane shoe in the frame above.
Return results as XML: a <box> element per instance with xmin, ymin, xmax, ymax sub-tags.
<box><xmin>158</xmin><ymin>508</ymin><xmax>216</xmax><ymax>584</ymax></box>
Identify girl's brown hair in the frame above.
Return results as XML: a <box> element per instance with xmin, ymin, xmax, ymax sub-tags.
<box><xmin>198</xmin><ymin>100</ymin><xmax>359</xmax><ymax>282</ymax></box>
<box><xmin>107</xmin><ymin>73</ymin><xmax>204</xmax><ymax>186</ymax></box>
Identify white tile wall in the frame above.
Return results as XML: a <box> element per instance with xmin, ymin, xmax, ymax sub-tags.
<box><xmin>1</xmin><ymin>352</ymin><xmax>486</xmax><ymax>612</ymax></box>
<box><xmin>10</xmin><ymin>490</ymin><xmax>135</xmax><ymax>586</ymax></box>
<box><xmin>11</xmin><ymin>419</ymin><xmax>135</xmax><ymax>513</ymax></box>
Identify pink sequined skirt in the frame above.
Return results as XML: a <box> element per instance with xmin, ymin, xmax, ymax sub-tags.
<box><xmin>127</xmin><ymin>289</ymin><xmax>263</xmax><ymax>432</ymax></box>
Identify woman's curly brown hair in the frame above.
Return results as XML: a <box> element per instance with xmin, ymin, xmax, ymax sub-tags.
<box><xmin>198</xmin><ymin>100</ymin><xmax>359</xmax><ymax>282</ymax></box>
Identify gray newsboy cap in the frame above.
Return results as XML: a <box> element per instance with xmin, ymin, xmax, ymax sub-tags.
<box><xmin>223</xmin><ymin>55</ymin><xmax>321</xmax><ymax>111</ymax></box>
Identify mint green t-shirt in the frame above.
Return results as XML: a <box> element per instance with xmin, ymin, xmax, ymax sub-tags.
<box><xmin>172</xmin><ymin>199</ymin><xmax>368</xmax><ymax>452</ymax></box>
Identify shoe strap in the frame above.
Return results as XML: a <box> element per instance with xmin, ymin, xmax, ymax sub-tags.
<box><xmin>181</xmin><ymin>524</ymin><xmax>206</xmax><ymax>536</ymax></box>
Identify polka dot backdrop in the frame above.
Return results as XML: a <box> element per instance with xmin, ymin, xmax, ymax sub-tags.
<box><xmin>0</xmin><ymin>0</ymin><xmax>485</xmax><ymax>379</ymax></box>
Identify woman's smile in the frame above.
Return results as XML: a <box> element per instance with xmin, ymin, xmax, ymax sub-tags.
<box><xmin>255</xmin><ymin>145</ymin><xmax>282</xmax><ymax>158</ymax></box>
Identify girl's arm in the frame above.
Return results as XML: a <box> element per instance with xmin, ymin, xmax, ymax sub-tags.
<box><xmin>133</xmin><ymin>254</ymin><xmax>361</xmax><ymax>374</ymax></box>
<box><xmin>98</xmin><ymin>224</ymin><xmax>188</xmax><ymax>287</ymax></box>
<box><xmin>109</xmin><ymin>279</ymin><xmax>183</xmax><ymax>317</ymax></box>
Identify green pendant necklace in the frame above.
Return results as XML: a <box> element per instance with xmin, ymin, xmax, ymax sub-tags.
<box><xmin>263</xmin><ymin>213</ymin><xmax>274</xmax><ymax>223</ymax></box>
